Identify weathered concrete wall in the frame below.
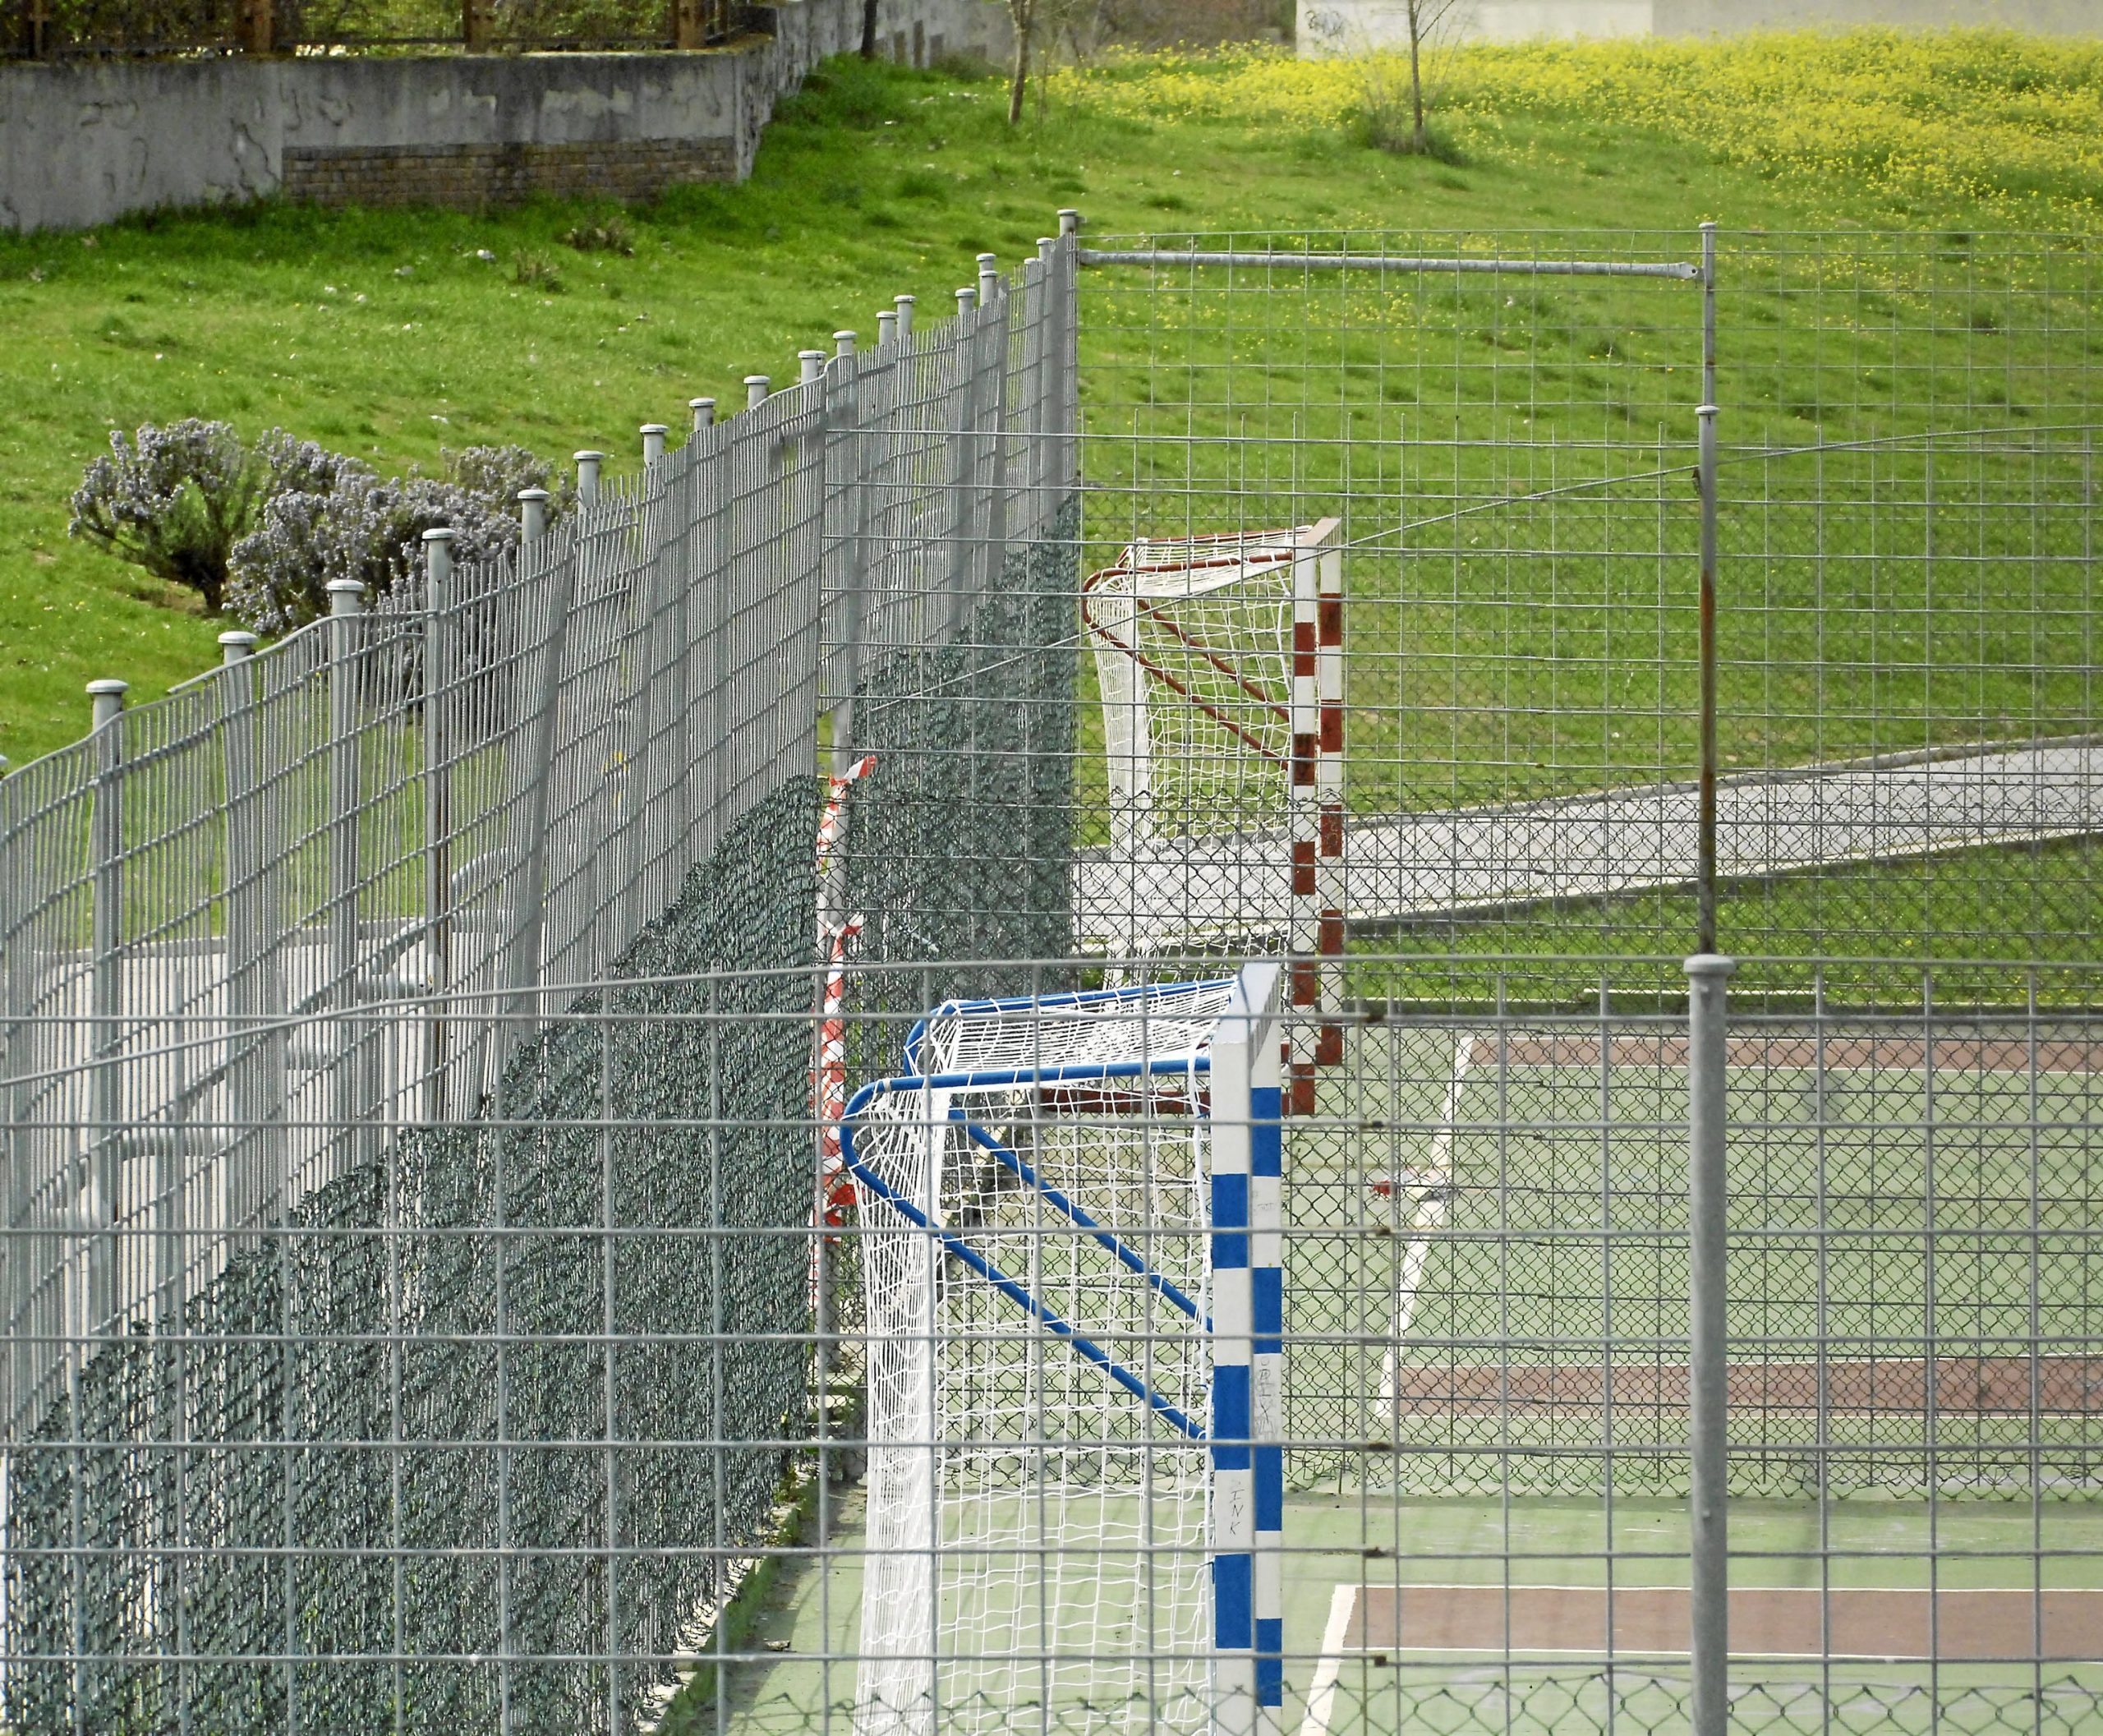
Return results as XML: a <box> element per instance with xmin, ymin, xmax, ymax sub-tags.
<box><xmin>0</xmin><ymin>0</ymin><xmax>1010</xmax><ymax>232</ymax></box>
<box><xmin>1300</xmin><ymin>0</ymin><xmax>2096</xmax><ymax>50</ymax></box>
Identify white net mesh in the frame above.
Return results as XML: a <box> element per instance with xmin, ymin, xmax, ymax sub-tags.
<box><xmin>849</xmin><ymin>988</ymin><xmax>1227</xmax><ymax>1736</ymax></box>
<box><xmin>1085</xmin><ymin>532</ymin><xmax>1302</xmax><ymax>848</ymax></box>
<box><xmin>1080</xmin><ymin>527</ymin><xmax>1332</xmax><ymax>960</ymax></box>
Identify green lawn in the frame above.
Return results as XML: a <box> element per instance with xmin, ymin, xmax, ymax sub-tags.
<box><xmin>5</xmin><ymin>37</ymin><xmax>2100</xmax><ymax>769</ymax></box>
<box><xmin>3</xmin><ymin>39</ymin><xmax>2097</xmax><ymax>989</ymax></box>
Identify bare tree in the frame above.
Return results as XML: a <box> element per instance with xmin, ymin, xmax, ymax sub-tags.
<box><xmin>862</xmin><ymin>0</ymin><xmax>880</xmax><ymax>58</ymax></box>
<box><xmin>1305</xmin><ymin>0</ymin><xmax>1471</xmax><ymax>155</ymax></box>
<box><xmin>1005</xmin><ymin>0</ymin><xmax>1039</xmax><ymax>124</ymax></box>
<box><xmin>1399</xmin><ymin>0</ymin><xmax>1467</xmax><ymax>154</ymax></box>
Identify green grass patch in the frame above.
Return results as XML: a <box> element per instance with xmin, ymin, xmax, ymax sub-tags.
<box><xmin>3</xmin><ymin>42</ymin><xmax>2093</xmax><ymax>765</ymax></box>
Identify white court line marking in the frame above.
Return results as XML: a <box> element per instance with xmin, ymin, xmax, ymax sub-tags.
<box><xmin>1378</xmin><ymin>1034</ymin><xmax>1476</xmax><ymax>1408</ymax></box>
<box><xmin>1296</xmin><ymin>1582</ymin><xmax>1359</xmax><ymax>1736</ymax></box>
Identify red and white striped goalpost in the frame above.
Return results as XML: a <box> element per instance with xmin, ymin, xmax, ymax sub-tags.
<box><xmin>1288</xmin><ymin>527</ymin><xmax>1346</xmax><ymax>1115</ymax></box>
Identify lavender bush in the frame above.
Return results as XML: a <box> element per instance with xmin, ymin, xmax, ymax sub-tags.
<box><xmin>226</xmin><ymin>445</ymin><xmax>571</xmax><ymax>635</ymax></box>
<box><xmin>68</xmin><ymin>421</ymin><xmax>356</xmax><ymax>614</ymax></box>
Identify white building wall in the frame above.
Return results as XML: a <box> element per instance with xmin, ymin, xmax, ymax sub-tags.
<box><xmin>1299</xmin><ymin>0</ymin><xmax>2096</xmax><ymax>53</ymax></box>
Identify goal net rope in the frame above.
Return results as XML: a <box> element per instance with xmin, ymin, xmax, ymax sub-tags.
<box><xmin>1079</xmin><ymin>523</ymin><xmax>1341</xmax><ymax>974</ymax></box>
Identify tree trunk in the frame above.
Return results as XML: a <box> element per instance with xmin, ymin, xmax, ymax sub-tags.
<box><xmin>1007</xmin><ymin>5</ymin><xmax>1030</xmax><ymax>127</ymax></box>
<box><xmin>1408</xmin><ymin>8</ymin><xmax>1426</xmax><ymax>153</ymax></box>
<box><xmin>860</xmin><ymin>0</ymin><xmax>879</xmax><ymax>59</ymax></box>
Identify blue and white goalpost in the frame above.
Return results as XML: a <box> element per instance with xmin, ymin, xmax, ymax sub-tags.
<box><xmin>841</xmin><ymin>964</ymin><xmax>1284</xmax><ymax>1736</ymax></box>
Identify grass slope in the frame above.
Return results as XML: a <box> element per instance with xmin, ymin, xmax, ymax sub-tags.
<box><xmin>3</xmin><ymin>36</ymin><xmax>2096</xmax><ymax>764</ymax></box>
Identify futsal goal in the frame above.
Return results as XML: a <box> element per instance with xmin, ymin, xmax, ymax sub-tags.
<box><xmin>1080</xmin><ymin>523</ymin><xmax>1342</xmax><ymax>965</ymax></box>
<box><xmin>840</xmin><ymin>965</ymin><xmax>1284</xmax><ymax>1736</ymax></box>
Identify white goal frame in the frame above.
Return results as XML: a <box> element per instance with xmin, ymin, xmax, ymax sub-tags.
<box><xmin>840</xmin><ymin>963</ymin><xmax>1285</xmax><ymax>1736</ymax></box>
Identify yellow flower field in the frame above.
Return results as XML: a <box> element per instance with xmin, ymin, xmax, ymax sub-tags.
<box><xmin>1049</xmin><ymin>30</ymin><xmax>2103</xmax><ymax>227</ymax></box>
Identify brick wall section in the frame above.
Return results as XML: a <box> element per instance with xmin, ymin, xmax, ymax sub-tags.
<box><xmin>283</xmin><ymin>138</ymin><xmax>738</xmax><ymax>210</ymax></box>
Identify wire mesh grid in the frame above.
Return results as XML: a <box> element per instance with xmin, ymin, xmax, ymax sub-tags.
<box><xmin>1071</xmin><ymin>228</ymin><xmax>2101</xmax><ymax>992</ymax></box>
<box><xmin>0</xmin><ymin>223</ymin><xmax>2098</xmax><ymax>1735</ymax></box>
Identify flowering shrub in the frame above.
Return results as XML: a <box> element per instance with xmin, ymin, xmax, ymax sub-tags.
<box><xmin>68</xmin><ymin>421</ymin><xmax>356</xmax><ymax>614</ymax></box>
<box><xmin>227</xmin><ymin>445</ymin><xmax>572</xmax><ymax>634</ymax></box>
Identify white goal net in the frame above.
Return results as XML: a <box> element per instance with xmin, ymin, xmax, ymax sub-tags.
<box><xmin>842</xmin><ymin>969</ymin><xmax>1283</xmax><ymax>1736</ymax></box>
<box><xmin>1079</xmin><ymin>523</ymin><xmax>1340</xmax><ymax>960</ymax></box>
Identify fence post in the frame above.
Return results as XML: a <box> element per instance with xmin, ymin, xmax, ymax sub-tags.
<box><xmin>689</xmin><ymin>397</ymin><xmax>716</xmax><ymax>434</ymax></box>
<box><xmin>1696</xmin><ymin>396</ymin><xmax>1719</xmax><ymax>957</ymax></box>
<box><xmin>85</xmin><ymin>679</ymin><xmax>128</xmax><ymax>1336</ymax></box>
<box><xmin>0</xmin><ymin>750</ymin><xmax>12</xmax><ymax>1426</ymax></box>
<box><xmin>0</xmin><ymin>747</ymin><xmax>25</xmax><ymax>1433</ymax></box>
<box><xmin>1033</xmin><ymin>237</ymin><xmax>1056</xmax><ymax>485</ymax></box>
<box><xmin>745</xmin><ymin>375</ymin><xmax>770</xmax><ymax>412</ymax></box>
<box><xmin>976</xmin><ymin>257</ymin><xmax>1011</xmax><ymax>618</ymax></box>
<box><xmin>1686</xmin><ymin>951</ymin><xmax>1735</xmax><ymax>1736</ymax></box>
<box><xmin>218</xmin><ymin>630</ymin><xmax>286</xmax><ymax>1237</ymax></box>
<box><xmin>634</xmin><ymin>422</ymin><xmax>679</xmax><ymax>926</ymax></box>
<box><xmin>325</xmin><ymin>580</ymin><xmax>366</xmax><ymax>1177</ymax></box>
<box><xmin>1696</xmin><ymin>223</ymin><xmax>1719</xmax><ymax>955</ymax></box>
<box><xmin>575</xmin><ymin>449</ymin><xmax>604</xmax><ymax>508</ymax></box>
<box><xmin>944</xmin><ymin>285</ymin><xmax>981</xmax><ymax>635</ymax></box>
<box><xmin>1021</xmin><ymin>251</ymin><xmax>1047</xmax><ymax>539</ymax></box>
<box><xmin>826</xmin><ymin>330</ymin><xmax>872</xmax><ymax>813</ymax></box>
<box><xmin>462</xmin><ymin>0</ymin><xmax>490</xmax><ymax>49</ymax></box>
<box><xmin>502</xmin><ymin>489</ymin><xmax>575</xmax><ymax>1072</ymax></box>
<box><xmin>1052</xmin><ymin>214</ymin><xmax>1080</xmax><ymax>501</ymax></box>
<box><xmin>421</xmin><ymin>529</ymin><xmax>455</xmax><ymax>1122</ymax></box>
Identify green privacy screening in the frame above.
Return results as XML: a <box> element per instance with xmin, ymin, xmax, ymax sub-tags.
<box><xmin>844</xmin><ymin>500</ymin><xmax>1082</xmax><ymax>1003</ymax></box>
<box><xmin>0</xmin><ymin>236</ymin><xmax>1082</xmax><ymax>1731</ymax></box>
<box><xmin>7</xmin><ymin>780</ymin><xmax>817</xmax><ymax>1734</ymax></box>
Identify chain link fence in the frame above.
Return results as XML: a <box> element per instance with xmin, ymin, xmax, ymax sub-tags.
<box><xmin>0</xmin><ymin>237</ymin><xmax>1079</xmax><ymax>1730</ymax></box>
<box><xmin>1</xmin><ymin>223</ymin><xmax>2098</xmax><ymax>1734</ymax></box>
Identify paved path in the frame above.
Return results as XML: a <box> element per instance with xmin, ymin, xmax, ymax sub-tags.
<box><xmin>1075</xmin><ymin>740</ymin><xmax>2103</xmax><ymax>951</ymax></box>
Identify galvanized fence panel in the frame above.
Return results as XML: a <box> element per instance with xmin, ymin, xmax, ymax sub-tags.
<box><xmin>2</xmin><ymin>225</ymin><xmax>2100</xmax><ymax>1736</ymax></box>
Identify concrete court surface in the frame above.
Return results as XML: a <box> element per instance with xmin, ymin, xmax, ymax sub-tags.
<box><xmin>1075</xmin><ymin>739</ymin><xmax>2103</xmax><ymax>951</ymax></box>
<box><xmin>700</xmin><ymin>1494</ymin><xmax>2103</xmax><ymax>1734</ymax></box>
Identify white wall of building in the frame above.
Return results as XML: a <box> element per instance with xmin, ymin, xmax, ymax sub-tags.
<box><xmin>1299</xmin><ymin>0</ymin><xmax>2096</xmax><ymax>52</ymax></box>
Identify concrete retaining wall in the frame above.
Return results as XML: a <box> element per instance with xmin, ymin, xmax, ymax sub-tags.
<box><xmin>0</xmin><ymin>0</ymin><xmax>1010</xmax><ymax>232</ymax></box>
<box><xmin>1300</xmin><ymin>0</ymin><xmax>2096</xmax><ymax>49</ymax></box>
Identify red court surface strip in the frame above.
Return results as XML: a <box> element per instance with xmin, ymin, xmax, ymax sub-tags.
<box><xmin>1381</xmin><ymin>1356</ymin><xmax>2103</xmax><ymax>1416</ymax></box>
<box><xmin>1490</xmin><ymin>1034</ymin><xmax>2103</xmax><ymax>1072</ymax></box>
<box><xmin>1345</xmin><ymin>1584</ymin><xmax>2103</xmax><ymax>1662</ymax></box>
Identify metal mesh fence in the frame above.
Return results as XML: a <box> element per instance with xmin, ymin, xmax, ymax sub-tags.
<box><xmin>7</xmin><ymin>785</ymin><xmax>817</xmax><ymax>1734</ymax></box>
<box><xmin>1072</xmin><ymin>229</ymin><xmax>2101</xmax><ymax>1001</ymax></box>
<box><xmin>1</xmin><ymin>223</ymin><xmax>2099</xmax><ymax>1736</ymax></box>
<box><xmin>0</xmin><ymin>240</ymin><xmax>1080</xmax><ymax>1730</ymax></box>
<box><xmin>1282</xmin><ymin>956</ymin><xmax>2103</xmax><ymax>1736</ymax></box>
